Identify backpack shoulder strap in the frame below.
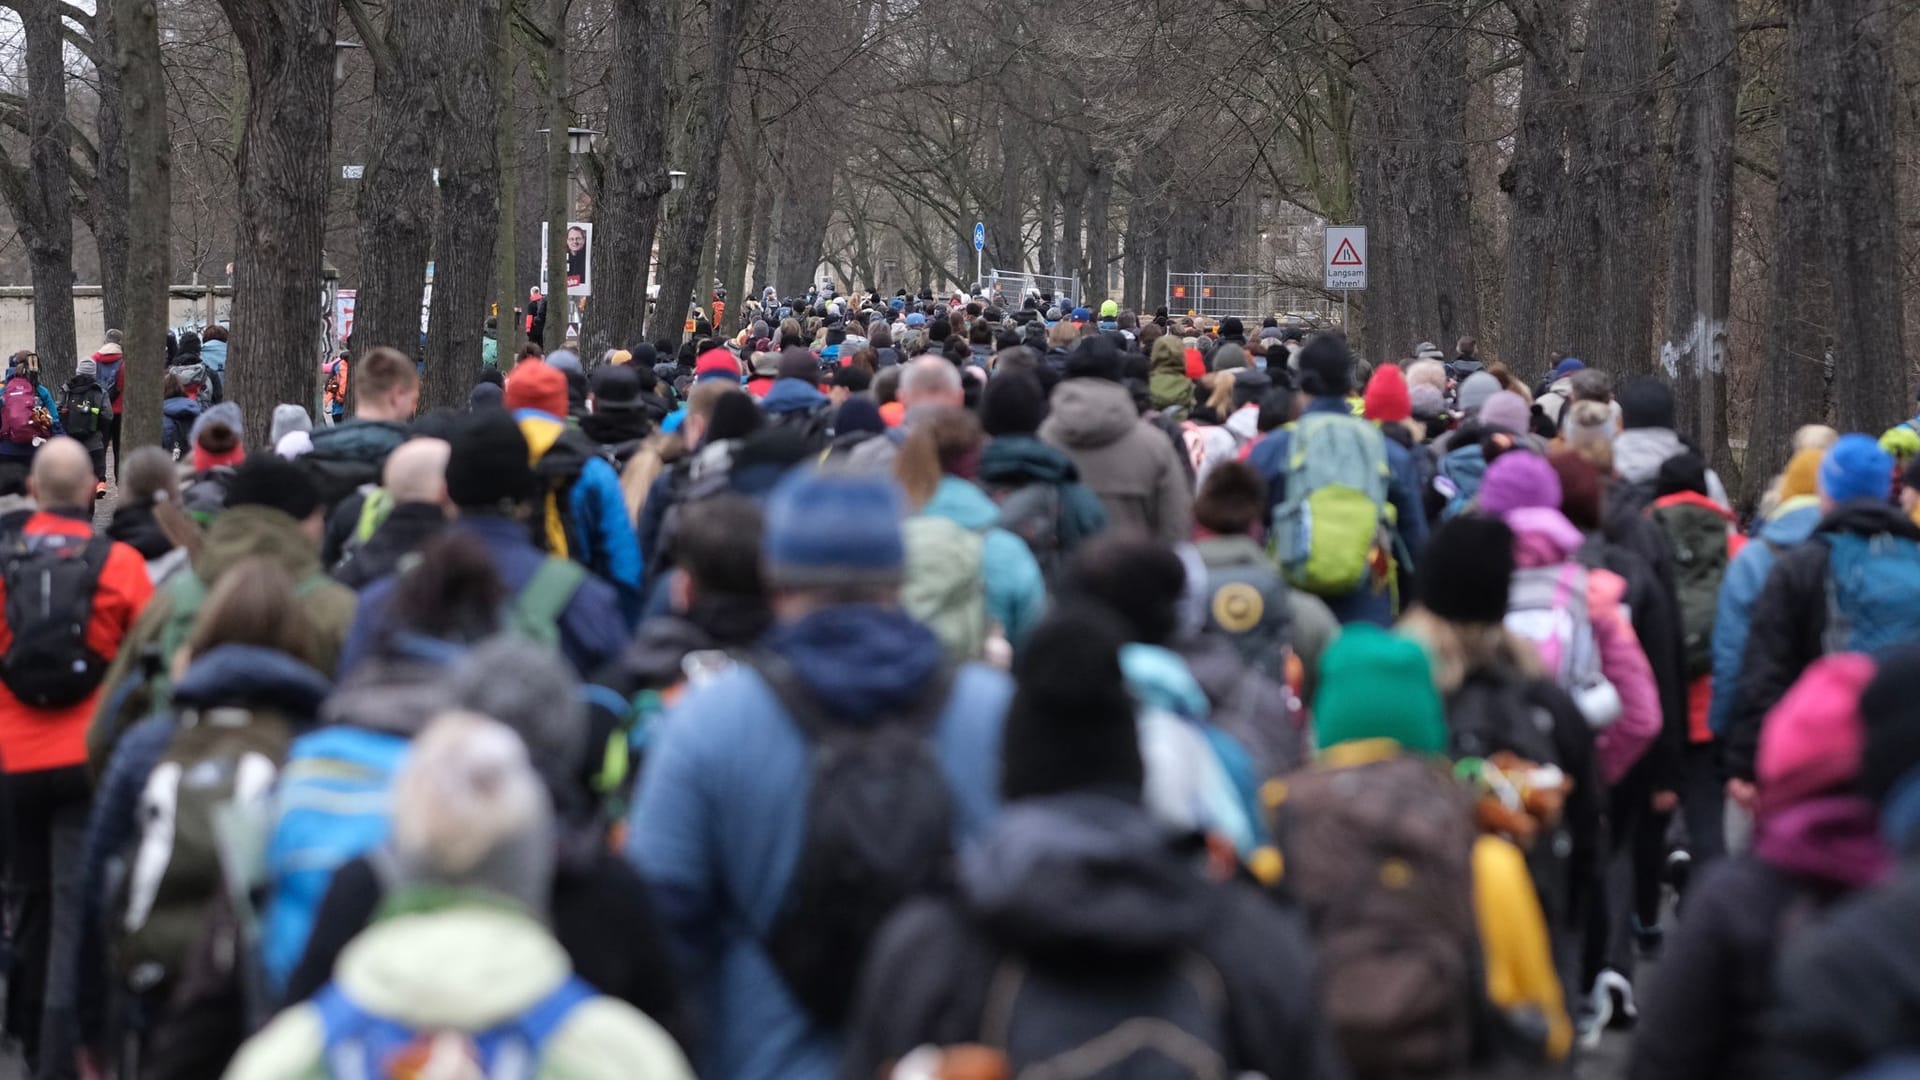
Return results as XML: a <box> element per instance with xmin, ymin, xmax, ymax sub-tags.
<box><xmin>504</xmin><ymin>975</ymin><xmax>597</xmax><ymax>1050</ymax></box>
<box><xmin>512</xmin><ymin>557</ymin><xmax>588</xmax><ymax>632</ymax></box>
<box><xmin>753</xmin><ymin>651</ymin><xmax>956</xmax><ymax>741</ymax></box>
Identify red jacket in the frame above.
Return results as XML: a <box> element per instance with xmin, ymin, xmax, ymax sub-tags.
<box><xmin>0</xmin><ymin>512</ymin><xmax>153</xmax><ymax>773</ymax></box>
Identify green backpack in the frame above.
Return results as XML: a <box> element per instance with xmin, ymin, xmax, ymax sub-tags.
<box><xmin>902</xmin><ymin>515</ymin><xmax>988</xmax><ymax>662</ymax></box>
<box><xmin>1270</xmin><ymin>411</ymin><xmax>1394</xmax><ymax>597</ymax></box>
<box><xmin>1651</xmin><ymin>502</ymin><xmax>1731</xmax><ymax>678</ymax></box>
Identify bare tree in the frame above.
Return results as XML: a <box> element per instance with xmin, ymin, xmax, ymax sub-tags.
<box><xmin>579</xmin><ymin>0</ymin><xmax>667</xmax><ymax>355</ymax></box>
<box><xmin>344</xmin><ymin>0</ymin><xmax>436</xmax><ymax>357</ymax></box>
<box><xmin>540</xmin><ymin>0</ymin><xmax>570</xmax><ymax>351</ymax></box>
<box><xmin>113</xmin><ymin>0</ymin><xmax>166</xmax><ymax>450</ymax></box>
<box><xmin>423</xmin><ymin>0</ymin><xmax>503</xmax><ymax>407</ymax></box>
<box><xmin>17</xmin><ymin>0</ymin><xmax>78</xmax><ymax>375</ymax></box>
<box><xmin>93</xmin><ymin>3</ymin><xmax>129</xmax><ymax>332</ymax></box>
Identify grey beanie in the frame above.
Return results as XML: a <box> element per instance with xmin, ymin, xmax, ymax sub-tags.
<box><xmin>188</xmin><ymin>401</ymin><xmax>245</xmax><ymax>449</ymax></box>
<box><xmin>390</xmin><ymin>712</ymin><xmax>555</xmax><ymax>916</ymax></box>
<box><xmin>545</xmin><ymin>348</ymin><xmax>584</xmax><ymax>375</ymax></box>
<box><xmin>269</xmin><ymin>403</ymin><xmax>313</xmax><ymax>447</ymax></box>
<box><xmin>448</xmin><ymin>638</ymin><xmax>591</xmax><ymax>820</ymax></box>
<box><xmin>1457</xmin><ymin>371</ymin><xmax>1502</xmax><ymax>416</ymax></box>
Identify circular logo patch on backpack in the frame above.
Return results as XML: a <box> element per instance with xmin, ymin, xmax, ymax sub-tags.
<box><xmin>1211</xmin><ymin>582</ymin><xmax>1265</xmax><ymax>634</ymax></box>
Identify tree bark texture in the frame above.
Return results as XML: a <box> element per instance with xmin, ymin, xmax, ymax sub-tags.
<box><xmin>719</xmin><ymin>139</ymin><xmax>759</xmax><ymax>336</ymax></box>
<box><xmin>94</xmin><ymin>4</ymin><xmax>131</xmax><ymax>335</ymax></box>
<box><xmin>423</xmin><ymin>0</ymin><xmax>503</xmax><ymax>409</ymax></box>
<box><xmin>1498</xmin><ymin>0</ymin><xmax>1569</xmax><ymax>379</ymax></box>
<box><xmin>493</xmin><ymin>0</ymin><xmax>519</xmax><ymax>362</ymax></box>
<box><xmin>584</xmin><ymin>0</ymin><xmax>669</xmax><ymax>353</ymax></box>
<box><xmin>645</xmin><ymin>0</ymin><xmax>746</xmax><ymax>351</ymax></box>
<box><xmin>22</xmin><ymin>0</ymin><xmax>78</xmax><ymax>379</ymax></box>
<box><xmin>1082</xmin><ymin>156</ymin><xmax>1112</xmax><ymax>305</ymax></box>
<box><xmin>217</xmin><ymin>0</ymin><xmax>340</xmax><ymax>445</ymax></box>
<box><xmin>1663</xmin><ymin>0</ymin><xmax>1738</xmax><ymax>487</ymax></box>
<box><xmin>113</xmin><ymin>0</ymin><xmax>168</xmax><ymax>451</ymax></box>
<box><xmin>542</xmin><ymin>0</ymin><xmax>571</xmax><ymax>351</ymax></box>
<box><xmin>769</xmin><ymin>136</ymin><xmax>838</xmax><ymax>298</ymax></box>
<box><xmin>349</xmin><ymin>0</ymin><xmax>437</xmax><ymax>357</ymax></box>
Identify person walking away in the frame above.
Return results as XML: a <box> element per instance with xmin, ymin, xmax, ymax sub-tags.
<box><xmin>105</xmin><ymin>447</ymin><xmax>200</xmax><ymax>585</ymax></box>
<box><xmin>166</xmin><ymin>333</ymin><xmax>211</xmax><ymax>401</ymax></box>
<box><xmin>198</xmin><ymin>325</ymin><xmax>228</xmax><ymax>403</ymax></box>
<box><xmin>159</xmin><ymin>373</ymin><xmax>201</xmax><ymax>460</ymax></box>
<box><xmin>845</xmin><ymin>356</ymin><xmax>965</xmax><ymax>475</ymax></box>
<box><xmin>1631</xmin><ymin>654</ymin><xmax>1890</xmax><ymax>1080</ymax></box>
<box><xmin>1612</xmin><ymin>376</ymin><xmax>1731</xmax><ymax>514</ymax></box>
<box><xmin>976</xmin><ymin>370</ymin><xmax>1106</xmax><ymax>586</ymax></box>
<box><xmin>1266</xmin><ymin>624</ymin><xmax>1572</xmax><ymax>1075</ymax></box>
<box><xmin>268</xmin><ymin>404</ymin><xmax>312</xmax><ymax>460</ymax></box>
<box><xmin>505</xmin><ymin>358</ymin><xmax>644</xmax><ymax>621</ymax></box>
<box><xmin>225</xmin><ymin>712</ymin><xmax>694</xmax><ymax>1080</ymax></box>
<box><xmin>336</xmin><ymin>409</ymin><xmax>627</xmax><ymax>680</ymax></box>
<box><xmin>624</xmin><ymin>468</ymin><xmax>1011</xmax><ymax>1080</ymax></box>
<box><xmin>1038</xmin><ymin>336</ymin><xmax>1193</xmax><ymax>547</ymax></box>
<box><xmin>844</xmin><ymin>606</ymin><xmax>1347</xmax><ymax>1080</ymax></box>
<box><xmin>0</xmin><ymin>439</ymin><xmax>154</xmax><ymax>1076</ymax></box>
<box><xmin>180</xmin><ymin>403</ymin><xmax>247</xmax><ymax>523</ymax></box>
<box><xmin>77</xmin><ymin>558</ymin><xmax>330</xmax><ymax>1078</ymax></box>
<box><xmin>90</xmin><ymin>340</ymin><xmax>125</xmax><ymax>481</ymax></box>
<box><xmin>306</xmin><ymin>346</ymin><xmax>418</xmax><ymax>552</ymax></box>
<box><xmin>87</xmin><ymin>456</ymin><xmax>356</xmax><ymax>774</ymax></box>
<box><xmin>0</xmin><ymin>352</ymin><xmax>62</xmax><ymax>493</ymax></box>
<box><xmin>895</xmin><ymin>408</ymin><xmax>1046</xmax><ymax>659</ymax></box>
<box><xmin>58</xmin><ymin>360</ymin><xmax>110</xmax><ymax>497</ymax></box>
<box><xmin>579</xmin><ymin>364</ymin><xmax>654</xmax><ymax>469</ymax></box>
<box><xmin>1725</xmin><ymin>435</ymin><xmax>1920</xmax><ymax>803</ymax></box>
<box><xmin>320</xmin><ymin>352</ymin><xmax>348</xmax><ymax>425</ymax></box>
<box><xmin>330</xmin><ymin>437</ymin><xmax>451</xmax><ymax>590</ymax></box>
<box><xmin>1248</xmin><ymin>335</ymin><xmax>1425</xmax><ymax>626</ymax></box>
<box><xmin>1446</xmin><ymin>335</ymin><xmax>1484</xmax><ymax>384</ymax></box>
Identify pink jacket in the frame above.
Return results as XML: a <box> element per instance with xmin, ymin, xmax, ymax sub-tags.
<box><xmin>1504</xmin><ymin>506</ymin><xmax>1663</xmax><ymax>784</ymax></box>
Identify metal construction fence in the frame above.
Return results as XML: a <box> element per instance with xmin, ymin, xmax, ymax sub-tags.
<box><xmin>988</xmin><ymin>269</ymin><xmax>1081</xmax><ymax>310</ymax></box>
<box><xmin>1167</xmin><ymin>272</ymin><xmax>1339</xmax><ymax>326</ymax></box>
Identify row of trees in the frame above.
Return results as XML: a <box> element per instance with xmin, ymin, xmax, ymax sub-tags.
<box><xmin>0</xmin><ymin>0</ymin><xmax>1911</xmax><ymax>490</ymax></box>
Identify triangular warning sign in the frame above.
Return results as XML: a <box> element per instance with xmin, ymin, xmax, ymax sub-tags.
<box><xmin>1331</xmin><ymin>239</ymin><xmax>1363</xmax><ymax>266</ymax></box>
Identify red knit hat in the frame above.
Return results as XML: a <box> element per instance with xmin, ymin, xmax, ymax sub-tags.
<box><xmin>1364</xmin><ymin>364</ymin><xmax>1411</xmax><ymax>423</ymax></box>
<box><xmin>1183</xmin><ymin>347</ymin><xmax>1206</xmax><ymax>381</ymax></box>
<box><xmin>694</xmin><ymin>348</ymin><xmax>741</xmax><ymax>382</ymax></box>
<box><xmin>504</xmin><ymin>359</ymin><xmax>568</xmax><ymax>417</ymax></box>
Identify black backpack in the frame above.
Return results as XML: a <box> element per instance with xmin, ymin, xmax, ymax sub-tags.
<box><xmin>59</xmin><ymin>379</ymin><xmax>105</xmax><ymax>439</ymax></box>
<box><xmin>0</xmin><ymin>533</ymin><xmax>113</xmax><ymax>707</ymax></box>
<box><xmin>752</xmin><ymin>653</ymin><xmax>955</xmax><ymax>1028</ymax></box>
<box><xmin>978</xmin><ymin>951</ymin><xmax>1235</xmax><ymax>1077</ymax></box>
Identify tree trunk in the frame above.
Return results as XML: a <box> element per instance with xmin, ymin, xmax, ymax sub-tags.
<box><xmin>1121</xmin><ymin>203</ymin><xmax>1144</xmax><ymax>312</ymax></box>
<box><xmin>770</xmin><ymin>142</ymin><xmax>837</xmax><ymax>299</ymax></box>
<box><xmin>720</xmin><ymin>140</ymin><xmax>758</xmax><ymax>335</ymax></box>
<box><xmin>1663</xmin><ymin>0</ymin><xmax>1737</xmax><ymax>486</ymax></box>
<box><xmin>94</xmin><ymin>4</ymin><xmax>130</xmax><ymax>336</ymax></box>
<box><xmin>113</xmin><ymin>0</ymin><xmax>167</xmax><ymax>451</ymax></box>
<box><xmin>351</xmin><ymin>0</ymin><xmax>437</xmax><ymax>357</ymax></box>
<box><xmin>423</xmin><ymin>0</ymin><xmax>502</xmax><ymax>409</ymax></box>
<box><xmin>1082</xmin><ymin>156</ymin><xmax>1111</xmax><ymax>306</ymax></box>
<box><xmin>541</xmin><ymin>0</ymin><xmax>571</xmax><ymax>351</ymax></box>
<box><xmin>218</xmin><ymin>0</ymin><xmax>339</xmax><ymax>443</ymax></box>
<box><xmin>747</xmin><ymin>135</ymin><xmax>776</xmax><ymax>300</ymax></box>
<box><xmin>987</xmin><ymin>125</ymin><xmax>1024</xmax><ymax>282</ymax></box>
<box><xmin>493</xmin><ymin>1</ymin><xmax>519</xmax><ymax>363</ymax></box>
<box><xmin>21</xmin><ymin>0</ymin><xmax>78</xmax><ymax>380</ymax></box>
<box><xmin>1057</xmin><ymin>158</ymin><xmax>1084</xmax><ymax>302</ymax></box>
<box><xmin>582</xmin><ymin>0</ymin><xmax>668</xmax><ymax>353</ymax></box>
<box><xmin>645</xmin><ymin>0</ymin><xmax>746</xmax><ymax>352</ymax></box>
<box><xmin>1036</xmin><ymin>177</ymin><xmax>1056</xmax><ymax>278</ymax></box>
<box><xmin>1499</xmin><ymin>0</ymin><xmax>1569</xmax><ymax>379</ymax></box>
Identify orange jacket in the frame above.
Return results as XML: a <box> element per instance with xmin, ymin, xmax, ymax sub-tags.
<box><xmin>0</xmin><ymin>513</ymin><xmax>154</xmax><ymax>773</ymax></box>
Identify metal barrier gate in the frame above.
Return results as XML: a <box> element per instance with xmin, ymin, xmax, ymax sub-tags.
<box><xmin>988</xmin><ymin>269</ymin><xmax>1080</xmax><ymax>310</ymax></box>
<box><xmin>1167</xmin><ymin>272</ymin><xmax>1339</xmax><ymax>326</ymax></box>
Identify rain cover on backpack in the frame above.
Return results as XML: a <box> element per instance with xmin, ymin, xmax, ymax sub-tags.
<box><xmin>903</xmin><ymin>516</ymin><xmax>989</xmax><ymax>662</ymax></box>
<box><xmin>978</xmin><ymin>953</ymin><xmax>1235</xmax><ymax>1079</ymax></box>
<box><xmin>1823</xmin><ymin>533</ymin><xmax>1920</xmax><ymax>654</ymax></box>
<box><xmin>1504</xmin><ymin>564</ymin><xmax>1619</xmax><ymax>729</ymax></box>
<box><xmin>1269</xmin><ymin>412</ymin><xmax>1391</xmax><ymax>597</ymax></box>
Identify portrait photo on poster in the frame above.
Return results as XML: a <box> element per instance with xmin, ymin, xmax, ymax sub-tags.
<box><xmin>540</xmin><ymin>221</ymin><xmax>594</xmax><ymax>297</ymax></box>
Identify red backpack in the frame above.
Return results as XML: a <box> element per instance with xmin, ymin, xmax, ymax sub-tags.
<box><xmin>1</xmin><ymin>375</ymin><xmax>42</xmax><ymax>445</ymax></box>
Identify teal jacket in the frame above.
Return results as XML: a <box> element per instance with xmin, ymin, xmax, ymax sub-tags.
<box><xmin>921</xmin><ymin>476</ymin><xmax>1046</xmax><ymax>652</ymax></box>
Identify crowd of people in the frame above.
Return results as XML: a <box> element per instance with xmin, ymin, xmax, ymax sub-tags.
<box><xmin>0</xmin><ymin>288</ymin><xmax>1914</xmax><ymax>1079</ymax></box>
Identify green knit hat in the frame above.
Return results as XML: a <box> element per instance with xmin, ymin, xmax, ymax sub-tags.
<box><xmin>1312</xmin><ymin>624</ymin><xmax>1447</xmax><ymax>755</ymax></box>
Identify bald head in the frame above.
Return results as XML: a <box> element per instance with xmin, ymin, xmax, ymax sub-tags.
<box><xmin>384</xmin><ymin>437</ymin><xmax>451</xmax><ymax>506</ymax></box>
<box><xmin>29</xmin><ymin>437</ymin><xmax>95</xmax><ymax>510</ymax></box>
<box><xmin>900</xmin><ymin>356</ymin><xmax>964</xmax><ymax>409</ymax></box>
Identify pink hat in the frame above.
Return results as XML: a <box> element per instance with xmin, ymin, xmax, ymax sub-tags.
<box><xmin>1758</xmin><ymin>653</ymin><xmax>1877</xmax><ymax>812</ymax></box>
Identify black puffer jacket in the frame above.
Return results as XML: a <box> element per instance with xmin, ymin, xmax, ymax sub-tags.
<box><xmin>105</xmin><ymin>499</ymin><xmax>174</xmax><ymax>560</ymax></box>
<box><xmin>1726</xmin><ymin>501</ymin><xmax>1920</xmax><ymax>781</ymax></box>
<box><xmin>1582</xmin><ymin>530</ymin><xmax>1688</xmax><ymax>792</ymax></box>
<box><xmin>1770</xmin><ymin>866</ymin><xmax>1920</xmax><ymax>1080</ymax></box>
<box><xmin>844</xmin><ymin>793</ymin><xmax>1347</xmax><ymax>1080</ymax></box>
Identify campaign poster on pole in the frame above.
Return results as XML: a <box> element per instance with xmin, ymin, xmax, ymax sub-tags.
<box><xmin>540</xmin><ymin>221</ymin><xmax>594</xmax><ymax>297</ymax></box>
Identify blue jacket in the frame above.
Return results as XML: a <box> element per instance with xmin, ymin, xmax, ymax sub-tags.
<box><xmin>161</xmin><ymin>396</ymin><xmax>204</xmax><ymax>455</ymax></box>
<box><xmin>625</xmin><ymin>605</ymin><xmax>1010</xmax><ymax>1080</ymax></box>
<box><xmin>761</xmin><ymin>378</ymin><xmax>827</xmax><ymax>417</ymax></box>
<box><xmin>1246</xmin><ymin>397</ymin><xmax>1427</xmax><ymax>626</ymax></box>
<box><xmin>514</xmin><ymin>408</ymin><xmax>645</xmax><ymax>623</ymax></box>
<box><xmin>199</xmin><ymin>338</ymin><xmax>228</xmax><ymax>374</ymax></box>
<box><xmin>338</xmin><ymin>515</ymin><xmax>628</xmax><ymax>679</ymax></box>
<box><xmin>1708</xmin><ymin>497</ymin><xmax>1822</xmax><ymax>736</ymax></box>
<box><xmin>919</xmin><ymin>476</ymin><xmax>1045</xmax><ymax>652</ymax></box>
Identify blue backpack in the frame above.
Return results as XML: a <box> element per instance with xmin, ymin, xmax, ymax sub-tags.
<box><xmin>260</xmin><ymin>726</ymin><xmax>410</xmax><ymax>991</ymax></box>
<box><xmin>1822</xmin><ymin>533</ymin><xmax>1920</xmax><ymax>654</ymax></box>
<box><xmin>313</xmin><ymin>975</ymin><xmax>594</xmax><ymax>1078</ymax></box>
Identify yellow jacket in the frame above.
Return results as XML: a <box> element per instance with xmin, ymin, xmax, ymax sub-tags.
<box><xmin>1474</xmin><ymin>834</ymin><xmax>1572</xmax><ymax>1061</ymax></box>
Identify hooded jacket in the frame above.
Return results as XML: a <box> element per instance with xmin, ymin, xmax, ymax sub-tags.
<box><xmin>1726</xmin><ymin>500</ymin><xmax>1920</xmax><ymax>781</ymax></box>
<box><xmin>302</xmin><ymin>418</ymin><xmax>410</xmax><ymax>510</ymax></box>
<box><xmin>1770</xmin><ymin>862</ymin><xmax>1920</xmax><ymax>1080</ymax></box>
<box><xmin>1504</xmin><ymin>505</ymin><xmax>1662</xmax><ymax>784</ymax></box>
<box><xmin>919</xmin><ymin>476</ymin><xmax>1046</xmax><ymax>652</ymax></box>
<box><xmin>977</xmin><ymin>435</ymin><xmax>1109</xmax><ymax>573</ymax></box>
<box><xmin>106</xmin><ymin>499</ymin><xmax>175</xmax><ymax>562</ymax></box>
<box><xmin>844</xmin><ymin>793</ymin><xmax>1346</xmax><ymax>1080</ymax></box>
<box><xmin>578</xmin><ymin>407</ymin><xmax>653</xmax><ymax>464</ymax></box>
<box><xmin>331</xmin><ymin>502</ymin><xmax>447</xmax><ymax>592</ymax></box>
<box><xmin>1651</xmin><ymin>491</ymin><xmax>1747</xmax><ymax>742</ymax></box>
<box><xmin>224</xmin><ymin>902</ymin><xmax>693</xmax><ymax>1080</ymax></box>
<box><xmin>1710</xmin><ymin>496</ymin><xmax>1823</xmax><ymax>737</ymax></box>
<box><xmin>624</xmin><ymin>605</ymin><xmax>1010</xmax><ymax>1080</ymax></box>
<box><xmin>92</xmin><ymin>349</ymin><xmax>125</xmax><ymax>412</ymax></box>
<box><xmin>1120</xmin><ymin>642</ymin><xmax>1263</xmax><ymax>855</ymax></box>
<box><xmin>1038</xmin><ymin>378</ymin><xmax>1193</xmax><ymax>547</ymax></box>
<box><xmin>161</xmin><ymin>395</ymin><xmax>203</xmax><ymax>455</ymax></box>
<box><xmin>1613</xmin><ymin>427</ymin><xmax>1732</xmax><ymax>508</ymax></box>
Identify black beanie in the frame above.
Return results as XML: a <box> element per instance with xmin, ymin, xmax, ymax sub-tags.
<box><xmin>228</xmin><ymin>454</ymin><xmax>322</xmax><ymax>521</ymax></box>
<box><xmin>1063</xmin><ymin>336</ymin><xmax>1124</xmax><ymax>382</ymax></box>
<box><xmin>445</xmin><ymin>409</ymin><xmax>536</xmax><ymax>510</ymax></box>
<box><xmin>1419</xmin><ymin>516</ymin><xmax>1515</xmax><ymax>625</ymax></box>
<box><xmin>1618</xmin><ymin>376</ymin><xmax>1676</xmax><ymax>430</ymax></box>
<box><xmin>1001</xmin><ymin>604</ymin><xmax>1144</xmax><ymax>802</ymax></box>
<box><xmin>980</xmin><ymin>370</ymin><xmax>1048</xmax><ymax>437</ymax></box>
<box><xmin>1297</xmin><ymin>336</ymin><xmax>1353</xmax><ymax>398</ymax></box>
<box><xmin>706</xmin><ymin>390</ymin><xmax>765</xmax><ymax>442</ymax></box>
<box><xmin>1655</xmin><ymin>451</ymin><xmax>1709</xmax><ymax>498</ymax></box>
<box><xmin>1858</xmin><ymin>646</ymin><xmax>1920</xmax><ymax>804</ymax></box>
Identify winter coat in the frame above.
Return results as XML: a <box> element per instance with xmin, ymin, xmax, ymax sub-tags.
<box><xmin>1613</xmin><ymin>427</ymin><xmax>1732</xmax><ymax>508</ymax></box>
<box><xmin>1771</xmin><ymin>866</ymin><xmax>1920</xmax><ymax>1080</ymax></box>
<box><xmin>302</xmin><ymin>419</ymin><xmax>410</xmax><ymax>511</ymax></box>
<box><xmin>1709</xmin><ymin>496</ymin><xmax>1822</xmax><ymax>737</ymax></box>
<box><xmin>1039</xmin><ymin>377</ymin><xmax>1193</xmax><ymax>547</ymax></box>
<box><xmin>93</xmin><ymin>350</ymin><xmax>125</xmax><ymax>412</ymax></box>
<box><xmin>223</xmin><ymin>902</ymin><xmax>693</xmax><ymax>1080</ymax></box>
<box><xmin>1246</xmin><ymin>397</ymin><xmax>1429</xmax><ymax>627</ymax></box>
<box><xmin>330</xmin><ymin>502</ymin><xmax>447</xmax><ymax>592</ymax></box>
<box><xmin>623</xmin><ymin>604</ymin><xmax>1010</xmax><ymax>1080</ymax></box>
<box><xmin>578</xmin><ymin>407</ymin><xmax>653</xmax><ymax>466</ymax></box>
<box><xmin>515</xmin><ymin>409</ymin><xmax>645</xmax><ymax>620</ymax></box>
<box><xmin>198</xmin><ymin>338</ymin><xmax>227</xmax><ymax>374</ymax></box>
<box><xmin>977</xmin><ymin>434</ymin><xmax>1109</xmax><ymax>575</ymax></box>
<box><xmin>1182</xmin><ymin>407</ymin><xmax>1260</xmax><ymax>489</ymax></box>
<box><xmin>161</xmin><ymin>395</ymin><xmax>203</xmax><ymax>455</ymax></box>
<box><xmin>87</xmin><ymin>506</ymin><xmax>357</xmax><ymax>774</ymax></box>
<box><xmin>1726</xmin><ymin>500</ymin><xmax>1920</xmax><ymax>781</ymax></box>
<box><xmin>1505</xmin><ymin>505</ymin><xmax>1662</xmax><ymax>784</ymax></box>
<box><xmin>1651</xmin><ymin>491</ymin><xmax>1747</xmax><ymax>743</ymax></box>
<box><xmin>106</xmin><ymin>499</ymin><xmax>176</xmax><ymax>562</ymax></box>
<box><xmin>919</xmin><ymin>476</ymin><xmax>1046</xmax><ymax>652</ymax></box>
<box><xmin>1120</xmin><ymin>642</ymin><xmax>1263</xmax><ymax>855</ymax></box>
<box><xmin>1579</xmin><ymin>527</ymin><xmax>1690</xmax><ymax>793</ymax></box>
<box><xmin>844</xmin><ymin>793</ymin><xmax>1348</xmax><ymax>1080</ymax></box>
<box><xmin>338</xmin><ymin>514</ymin><xmax>627</xmax><ymax>681</ymax></box>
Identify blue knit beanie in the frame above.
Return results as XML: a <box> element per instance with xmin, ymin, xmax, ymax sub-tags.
<box><xmin>1820</xmin><ymin>433</ymin><xmax>1893</xmax><ymax>506</ymax></box>
<box><xmin>763</xmin><ymin>468</ymin><xmax>906</xmax><ymax>589</ymax></box>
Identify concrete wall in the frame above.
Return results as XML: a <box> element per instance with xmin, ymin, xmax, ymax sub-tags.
<box><xmin>0</xmin><ymin>287</ymin><xmax>233</xmax><ymax>357</ymax></box>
